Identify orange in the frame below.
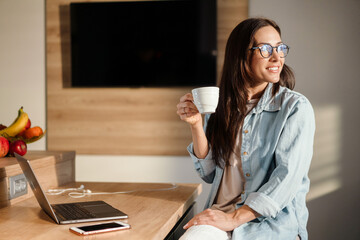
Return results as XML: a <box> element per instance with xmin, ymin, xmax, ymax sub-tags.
<box><xmin>23</xmin><ymin>126</ymin><xmax>43</xmax><ymax>139</ymax></box>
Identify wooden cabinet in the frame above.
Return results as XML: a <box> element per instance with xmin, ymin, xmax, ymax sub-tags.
<box><xmin>0</xmin><ymin>151</ymin><xmax>75</xmax><ymax>208</ymax></box>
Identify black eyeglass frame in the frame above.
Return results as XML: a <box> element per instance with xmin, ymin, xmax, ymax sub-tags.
<box><xmin>250</xmin><ymin>43</ymin><xmax>290</xmax><ymax>58</ymax></box>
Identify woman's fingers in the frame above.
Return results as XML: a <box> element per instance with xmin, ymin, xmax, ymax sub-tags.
<box><xmin>177</xmin><ymin>103</ymin><xmax>198</xmax><ymax>114</ymax></box>
<box><xmin>183</xmin><ymin>209</ymin><xmax>237</xmax><ymax>232</ymax></box>
<box><xmin>179</xmin><ymin>93</ymin><xmax>194</xmax><ymax>103</ymax></box>
<box><xmin>177</xmin><ymin>94</ymin><xmax>199</xmax><ymax>116</ymax></box>
<box><xmin>177</xmin><ymin>93</ymin><xmax>201</xmax><ymax>125</ymax></box>
<box><xmin>183</xmin><ymin>218</ymin><xmax>197</xmax><ymax>230</ymax></box>
<box><xmin>177</xmin><ymin>101</ymin><xmax>196</xmax><ymax>110</ymax></box>
<box><xmin>183</xmin><ymin>210</ymin><xmax>209</xmax><ymax>229</ymax></box>
<box><xmin>183</xmin><ymin>215</ymin><xmax>210</xmax><ymax>229</ymax></box>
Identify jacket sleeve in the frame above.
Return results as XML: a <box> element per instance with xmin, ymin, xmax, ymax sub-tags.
<box><xmin>245</xmin><ymin>97</ymin><xmax>316</xmax><ymax>218</ymax></box>
<box><xmin>187</xmin><ymin>114</ymin><xmax>217</xmax><ymax>184</ymax></box>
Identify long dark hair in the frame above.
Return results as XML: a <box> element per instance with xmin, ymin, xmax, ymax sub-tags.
<box><xmin>206</xmin><ymin>18</ymin><xmax>295</xmax><ymax>167</ymax></box>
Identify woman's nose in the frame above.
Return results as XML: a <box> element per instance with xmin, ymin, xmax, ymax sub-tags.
<box><xmin>270</xmin><ymin>49</ymin><xmax>281</xmax><ymax>61</ymax></box>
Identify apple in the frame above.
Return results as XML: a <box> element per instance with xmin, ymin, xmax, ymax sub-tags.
<box><xmin>0</xmin><ymin>136</ymin><xmax>10</xmax><ymax>157</ymax></box>
<box><xmin>9</xmin><ymin>140</ymin><xmax>27</xmax><ymax>156</ymax></box>
<box><xmin>24</xmin><ymin>118</ymin><xmax>31</xmax><ymax>130</ymax></box>
<box><xmin>17</xmin><ymin>119</ymin><xmax>31</xmax><ymax>137</ymax></box>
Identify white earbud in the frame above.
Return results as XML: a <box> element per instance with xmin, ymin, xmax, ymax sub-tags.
<box><xmin>46</xmin><ymin>185</ymin><xmax>85</xmax><ymax>195</ymax></box>
<box><xmin>47</xmin><ymin>189</ymin><xmax>59</xmax><ymax>193</ymax></box>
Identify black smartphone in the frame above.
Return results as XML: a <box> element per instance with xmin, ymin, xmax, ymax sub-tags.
<box><xmin>69</xmin><ymin>221</ymin><xmax>130</xmax><ymax>236</ymax></box>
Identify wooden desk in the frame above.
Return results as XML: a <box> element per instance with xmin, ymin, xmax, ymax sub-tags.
<box><xmin>0</xmin><ymin>182</ymin><xmax>201</xmax><ymax>239</ymax></box>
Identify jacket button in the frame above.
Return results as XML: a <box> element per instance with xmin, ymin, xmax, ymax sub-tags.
<box><xmin>244</xmin><ymin>130</ymin><xmax>249</xmax><ymax>134</ymax></box>
<box><xmin>243</xmin><ymin>152</ymin><xmax>248</xmax><ymax>155</ymax></box>
<box><xmin>246</xmin><ymin>173</ymin><xmax>251</xmax><ymax>177</ymax></box>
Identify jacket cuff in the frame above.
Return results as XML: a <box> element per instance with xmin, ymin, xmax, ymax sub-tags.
<box><xmin>244</xmin><ymin>192</ymin><xmax>281</xmax><ymax>219</ymax></box>
<box><xmin>187</xmin><ymin>143</ymin><xmax>215</xmax><ymax>176</ymax></box>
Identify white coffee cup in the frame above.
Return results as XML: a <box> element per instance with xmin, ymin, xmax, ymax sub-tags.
<box><xmin>191</xmin><ymin>86</ymin><xmax>219</xmax><ymax>114</ymax></box>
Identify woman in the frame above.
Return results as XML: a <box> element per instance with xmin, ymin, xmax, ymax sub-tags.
<box><xmin>176</xmin><ymin>18</ymin><xmax>315</xmax><ymax>240</ymax></box>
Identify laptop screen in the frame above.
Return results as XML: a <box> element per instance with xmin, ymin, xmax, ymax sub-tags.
<box><xmin>15</xmin><ymin>153</ymin><xmax>60</xmax><ymax>223</ymax></box>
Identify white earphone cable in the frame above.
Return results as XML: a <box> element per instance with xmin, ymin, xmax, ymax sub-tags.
<box><xmin>46</xmin><ymin>183</ymin><xmax>178</xmax><ymax>198</ymax></box>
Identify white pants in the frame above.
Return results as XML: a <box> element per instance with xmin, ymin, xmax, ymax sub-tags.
<box><xmin>179</xmin><ymin>225</ymin><xmax>301</xmax><ymax>240</ymax></box>
<box><xmin>179</xmin><ymin>225</ymin><xmax>231</xmax><ymax>240</ymax></box>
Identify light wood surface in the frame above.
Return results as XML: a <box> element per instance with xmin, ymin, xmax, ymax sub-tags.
<box><xmin>0</xmin><ymin>182</ymin><xmax>201</xmax><ymax>240</ymax></box>
<box><xmin>0</xmin><ymin>151</ymin><xmax>75</xmax><ymax>208</ymax></box>
<box><xmin>46</xmin><ymin>0</ymin><xmax>248</xmax><ymax>155</ymax></box>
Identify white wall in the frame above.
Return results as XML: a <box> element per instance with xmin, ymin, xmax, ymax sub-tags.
<box><xmin>76</xmin><ymin>155</ymin><xmax>212</xmax><ymax>213</ymax></box>
<box><xmin>249</xmin><ymin>0</ymin><xmax>360</xmax><ymax>239</ymax></box>
<box><xmin>1</xmin><ymin>0</ymin><xmax>359</xmax><ymax>239</ymax></box>
<box><xmin>0</xmin><ymin>0</ymin><xmax>46</xmax><ymax>150</ymax></box>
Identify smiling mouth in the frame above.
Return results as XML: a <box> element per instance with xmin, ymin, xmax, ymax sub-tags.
<box><xmin>267</xmin><ymin>66</ymin><xmax>280</xmax><ymax>72</ymax></box>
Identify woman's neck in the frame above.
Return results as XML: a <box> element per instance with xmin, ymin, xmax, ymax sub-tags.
<box><xmin>247</xmin><ymin>82</ymin><xmax>268</xmax><ymax>101</ymax></box>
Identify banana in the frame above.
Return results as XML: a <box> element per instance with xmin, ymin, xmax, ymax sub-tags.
<box><xmin>0</xmin><ymin>107</ymin><xmax>29</xmax><ymax>138</ymax></box>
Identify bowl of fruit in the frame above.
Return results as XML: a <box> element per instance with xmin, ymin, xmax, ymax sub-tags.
<box><xmin>0</xmin><ymin>107</ymin><xmax>45</xmax><ymax>157</ymax></box>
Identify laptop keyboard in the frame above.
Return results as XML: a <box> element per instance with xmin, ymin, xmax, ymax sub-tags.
<box><xmin>53</xmin><ymin>203</ymin><xmax>95</xmax><ymax>220</ymax></box>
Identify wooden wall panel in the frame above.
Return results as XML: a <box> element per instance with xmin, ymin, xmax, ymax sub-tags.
<box><xmin>46</xmin><ymin>0</ymin><xmax>248</xmax><ymax>155</ymax></box>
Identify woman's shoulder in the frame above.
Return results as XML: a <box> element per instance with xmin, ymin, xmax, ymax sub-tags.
<box><xmin>275</xmin><ymin>86</ymin><xmax>315</xmax><ymax>122</ymax></box>
<box><xmin>277</xmin><ymin>85</ymin><xmax>313</xmax><ymax>108</ymax></box>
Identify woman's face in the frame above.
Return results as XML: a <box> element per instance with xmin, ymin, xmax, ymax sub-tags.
<box><xmin>250</xmin><ymin>26</ymin><xmax>285</xmax><ymax>85</ymax></box>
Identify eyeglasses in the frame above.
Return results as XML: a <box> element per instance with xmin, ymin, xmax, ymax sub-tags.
<box><xmin>251</xmin><ymin>43</ymin><xmax>290</xmax><ymax>58</ymax></box>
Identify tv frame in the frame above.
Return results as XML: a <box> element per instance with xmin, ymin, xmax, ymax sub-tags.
<box><xmin>69</xmin><ymin>0</ymin><xmax>217</xmax><ymax>88</ymax></box>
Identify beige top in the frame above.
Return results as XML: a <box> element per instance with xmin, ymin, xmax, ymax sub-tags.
<box><xmin>211</xmin><ymin>99</ymin><xmax>259</xmax><ymax>213</ymax></box>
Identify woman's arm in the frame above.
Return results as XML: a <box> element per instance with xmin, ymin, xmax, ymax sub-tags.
<box><xmin>245</xmin><ymin>98</ymin><xmax>315</xmax><ymax>219</ymax></box>
<box><xmin>190</xmin><ymin>121</ymin><xmax>209</xmax><ymax>159</ymax></box>
<box><xmin>177</xmin><ymin>93</ymin><xmax>209</xmax><ymax>158</ymax></box>
<box><xmin>232</xmin><ymin>205</ymin><xmax>261</xmax><ymax>226</ymax></box>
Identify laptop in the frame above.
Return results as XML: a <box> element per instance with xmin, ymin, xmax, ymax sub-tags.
<box><xmin>15</xmin><ymin>153</ymin><xmax>128</xmax><ymax>224</ymax></box>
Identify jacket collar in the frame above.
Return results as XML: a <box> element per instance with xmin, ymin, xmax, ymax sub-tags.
<box><xmin>252</xmin><ymin>83</ymin><xmax>282</xmax><ymax>114</ymax></box>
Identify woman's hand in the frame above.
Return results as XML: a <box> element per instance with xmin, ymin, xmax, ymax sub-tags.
<box><xmin>177</xmin><ymin>93</ymin><xmax>209</xmax><ymax>158</ymax></box>
<box><xmin>183</xmin><ymin>206</ymin><xmax>260</xmax><ymax>232</ymax></box>
<box><xmin>176</xmin><ymin>93</ymin><xmax>202</xmax><ymax>126</ymax></box>
<box><xmin>183</xmin><ymin>208</ymin><xmax>238</xmax><ymax>232</ymax></box>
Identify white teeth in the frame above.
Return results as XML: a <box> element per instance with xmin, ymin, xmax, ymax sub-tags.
<box><xmin>268</xmin><ymin>67</ymin><xmax>279</xmax><ymax>70</ymax></box>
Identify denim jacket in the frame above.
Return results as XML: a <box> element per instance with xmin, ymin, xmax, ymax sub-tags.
<box><xmin>187</xmin><ymin>83</ymin><xmax>315</xmax><ymax>240</ymax></box>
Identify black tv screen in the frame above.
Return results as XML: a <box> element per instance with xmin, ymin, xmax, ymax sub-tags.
<box><xmin>70</xmin><ymin>0</ymin><xmax>217</xmax><ymax>87</ymax></box>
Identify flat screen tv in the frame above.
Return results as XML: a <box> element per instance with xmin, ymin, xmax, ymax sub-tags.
<box><xmin>70</xmin><ymin>0</ymin><xmax>217</xmax><ymax>87</ymax></box>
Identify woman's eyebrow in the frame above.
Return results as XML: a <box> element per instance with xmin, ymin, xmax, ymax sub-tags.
<box><xmin>256</xmin><ymin>41</ymin><xmax>284</xmax><ymax>46</ymax></box>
